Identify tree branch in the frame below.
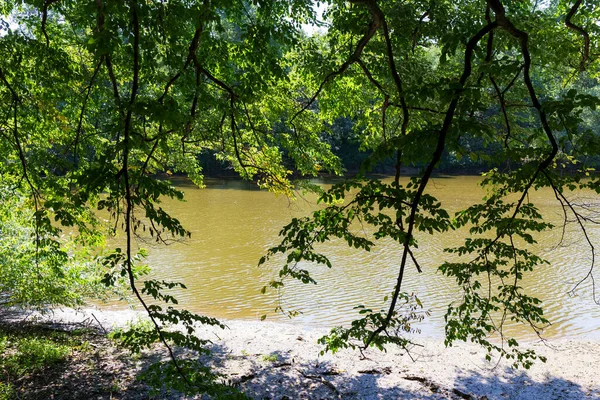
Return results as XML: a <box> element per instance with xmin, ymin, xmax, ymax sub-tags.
<box><xmin>72</xmin><ymin>56</ymin><xmax>104</xmax><ymax>165</ymax></box>
<box><xmin>544</xmin><ymin>171</ymin><xmax>598</xmax><ymax>304</ymax></box>
<box><xmin>488</xmin><ymin>0</ymin><xmax>558</xmax><ymax>171</ymax></box>
<box><xmin>158</xmin><ymin>25</ymin><xmax>203</xmax><ymax>103</ymax></box>
<box><xmin>41</xmin><ymin>0</ymin><xmax>61</xmax><ymax>47</ymax></box>
<box><xmin>489</xmin><ymin>75</ymin><xmax>511</xmax><ymax>147</ymax></box>
<box><xmin>356</xmin><ymin>59</ymin><xmax>390</xmax><ymax>142</ymax></box>
<box><xmin>363</xmin><ymin>20</ymin><xmax>499</xmax><ymax>348</ymax></box>
<box><xmin>290</xmin><ymin>2</ymin><xmax>381</xmax><ymax>123</ymax></box>
<box><xmin>0</xmin><ymin>67</ymin><xmax>42</xmax><ymax>267</ymax></box>
<box><xmin>565</xmin><ymin>0</ymin><xmax>590</xmax><ymax>72</ymax></box>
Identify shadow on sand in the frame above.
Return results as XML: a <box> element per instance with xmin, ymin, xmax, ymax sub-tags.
<box><xmin>202</xmin><ymin>342</ymin><xmax>596</xmax><ymax>400</ymax></box>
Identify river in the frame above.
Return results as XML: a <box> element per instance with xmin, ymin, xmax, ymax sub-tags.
<box><xmin>104</xmin><ymin>175</ymin><xmax>600</xmax><ymax>340</ymax></box>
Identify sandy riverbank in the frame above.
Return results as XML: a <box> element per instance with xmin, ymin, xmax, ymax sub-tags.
<box><xmin>6</xmin><ymin>307</ymin><xmax>600</xmax><ymax>399</ymax></box>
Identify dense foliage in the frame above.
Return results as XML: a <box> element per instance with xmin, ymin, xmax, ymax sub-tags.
<box><xmin>0</xmin><ymin>175</ymin><xmax>104</xmax><ymax>308</ymax></box>
<box><xmin>1</xmin><ymin>0</ymin><xmax>599</xmax><ymax>394</ymax></box>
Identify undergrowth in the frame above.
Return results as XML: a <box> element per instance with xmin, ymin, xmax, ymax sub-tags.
<box><xmin>0</xmin><ymin>325</ymin><xmax>87</xmax><ymax>399</ymax></box>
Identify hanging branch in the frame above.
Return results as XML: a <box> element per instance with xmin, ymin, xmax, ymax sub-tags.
<box><xmin>94</xmin><ymin>0</ymin><xmax>122</xmax><ymax>121</ymax></box>
<box><xmin>363</xmin><ymin>20</ymin><xmax>499</xmax><ymax>349</ymax></box>
<box><xmin>374</xmin><ymin>2</ymin><xmax>408</xmax><ymax>138</ymax></box>
<box><xmin>96</xmin><ymin>2</ymin><xmax>118</xmax><ymax>112</ymax></box>
<box><xmin>190</xmin><ymin>53</ymin><xmax>286</xmax><ymax>185</ymax></box>
<box><xmin>140</xmin><ymin>129</ymin><xmax>168</xmax><ymax>175</ymax></box>
<box><xmin>105</xmin><ymin>56</ymin><xmax>121</xmax><ymax>111</ymax></box>
<box><xmin>356</xmin><ymin>59</ymin><xmax>387</xmax><ymax>95</ymax></box>
<box><xmin>290</xmin><ymin>0</ymin><xmax>412</xmax><ymax>183</ymax></box>
<box><xmin>441</xmin><ymin>1</ymin><xmax>564</xmax><ymax>346</ymax></box>
<box><xmin>117</xmin><ymin>0</ymin><xmax>191</xmax><ymax>386</ymax></box>
<box><xmin>0</xmin><ymin>67</ymin><xmax>42</xmax><ymax>268</ymax></box>
<box><xmin>191</xmin><ymin>53</ymin><xmax>250</xmax><ymax>175</ymax></box>
<box><xmin>485</xmin><ymin>0</ymin><xmax>559</xmax><ymax>219</ymax></box>
<box><xmin>489</xmin><ymin>0</ymin><xmax>558</xmax><ymax>164</ymax></box>
<box><xmin>483</xmin><ymin>1</ymin><xmax>507</xmax><ymax>148</ymax></box>
<box><xmin>411</xmin><ymin>6</ymin><xmax>431</xmax><ymax>53</ymax></box>
<box><xmin>484</xmin><ymin>5</ymin><xmax>494</xmax><ymax>63</ymax></box>
<box><xmin>122</xmin><ymin>0</ymin><xmax>140</xmax><ymax>300</ymax></box>
<box><xmin>474</xmin><ymin>4</ymin><xmax>495</xmax><ymax>87</ymax></box>
<box><xmin>184</xmin><ymin>66</ymin><xmax>202</xmax><ymax>136</ymax></box>
<box><xmin>501</xmin><ymin>65</ymin><xmax>523</xmax><ymax>96</ymax></box>
<box><xmin>181</xmin><ymin>22</ymin><xmax>210</xmax><ymax>144</ymax></box>
<box><xmin>565</xmin><ymin>0</ymin><xmax>590</xmax><ymax>72</ymax></box>
<box><xmin>354</xmin><ymin>1</ymin><xmax>416</xmax><ymax>259</ymax></box>
<box><xmin>281</xmin><ymin>2</ymin><xmax>382</xmax><ymax>166</ymax></box>
<box><xmin>95</xmin><ymin>0</ymin><xmax>124</xmax><ymax>180</ymax></box>
<box><xmin>229</xmin><ymin>97</ymin><xmax>250</xmax><ymax>176</ymax></box>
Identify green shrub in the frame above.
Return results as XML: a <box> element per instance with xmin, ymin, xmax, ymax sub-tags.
<box><xmin>0</xmin><ymin>175</ymin><xmax>106</xmax><ymax>310</ymax></box>
<box><xmin>0</xmin><ymin>382</ymin><xmax>15</xmax><ymax>400</ymax></box>
<box><xmin>1</xmin><ymin>336</ymin><xmax>70</xmax><ymax>376</ymax></box>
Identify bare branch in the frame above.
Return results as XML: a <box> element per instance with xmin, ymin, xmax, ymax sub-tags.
<box><xmin>544</xmin><ymin>171</ymin><xmax>599</xmax><ymax>304</ymax></box>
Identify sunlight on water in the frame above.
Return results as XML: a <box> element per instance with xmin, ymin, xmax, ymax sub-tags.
<box><xmin>101</xmin><ymin>175</ymin><xmax>600</xmax><ymax>340</ymax></box>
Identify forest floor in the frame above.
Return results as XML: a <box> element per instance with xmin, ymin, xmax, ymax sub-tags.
<box><xmin>1</xmin><ymin>307</ymin><xmax>599</xmax><ymax>399</ymax></box>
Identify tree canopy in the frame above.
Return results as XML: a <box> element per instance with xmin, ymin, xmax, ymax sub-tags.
<box><xmin>1</xmin><ymin>0</ymin><xmax>600</xmax><ymax>393</ymax></box>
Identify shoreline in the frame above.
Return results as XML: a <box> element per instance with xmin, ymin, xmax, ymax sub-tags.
<box><xmin>5</xmin><ymin>307</ymin><xmax>600</xmax><ymax>399</ymax></box>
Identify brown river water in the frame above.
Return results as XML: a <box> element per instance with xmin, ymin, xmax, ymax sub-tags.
<box><xmin>103</xmin><ymin>175</ymin><xmax>600</xmax><ymax>340</ymax></box>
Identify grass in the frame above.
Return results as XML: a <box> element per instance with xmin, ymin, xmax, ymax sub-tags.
<box><xmin>0</xmin><ymin>319</ymin><xmax>251</xmax><ymax>399</ymax></box>
<box><xmin>0</xmin><ymin>383</ymin><xmax>15</xmax><ymax>400</ymax></box>
<box><xmin>0</xmin><ymin>324</ymin><xmax>89</xmax><ymax>399</ymax></box>
<box><xmin>9</xmin><ymin>336</ymin><xmax>70</xmax><ymax>374</ymax></box>
<box><xmin>261</xmin><ymin>353</ymin><xmax>280</xmax><ymax>363</ymax></box>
